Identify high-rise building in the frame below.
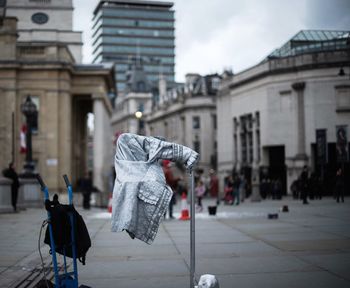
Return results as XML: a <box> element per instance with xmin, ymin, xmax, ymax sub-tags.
<box><xmin>92</xmin><ymin>0</ymin><xmax>175</xmax><ymax>96</ymax></box>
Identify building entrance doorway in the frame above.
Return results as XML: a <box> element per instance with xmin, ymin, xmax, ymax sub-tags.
<box><xmin>72</xmin><ymin>95</ymin><xmax>93</xmax><ymax>189</ymax></box>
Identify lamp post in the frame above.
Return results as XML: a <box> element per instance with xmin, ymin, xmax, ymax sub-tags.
<box><xmin>21</xmin><ymin>95</ymin><xmax>37</xmax><ymax>177</ymax></box>
<box><xmin>338</xmin><ymin>66</ymin><xmax>350</xmax><ymax>79</ymax></box>
<box><xmin>135</xmin><ymin>110</ymin><xmax>143</xmax><ymax>135</ymax></box>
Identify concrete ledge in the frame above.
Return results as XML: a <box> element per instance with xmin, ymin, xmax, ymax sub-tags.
<box><xmin>18</xmin><ymin>178</ymin><xmax>42</xmax><ymax>208</ymax></box>
<box><xmin>0</xmin><ymin>177</ymin><xmax>13</xmax><ymax>213</ymax></box>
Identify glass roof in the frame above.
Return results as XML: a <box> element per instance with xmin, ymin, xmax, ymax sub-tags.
<box><xmin>266</xmin><ymin>30</ymin><xmax>350</xmax><ymax>59</ymax></box>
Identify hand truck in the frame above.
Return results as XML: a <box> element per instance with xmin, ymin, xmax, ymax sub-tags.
<box><xmin>36</xmin><ymin>174</ymin><xmax>79</xmax><ymax>288</ymax></box>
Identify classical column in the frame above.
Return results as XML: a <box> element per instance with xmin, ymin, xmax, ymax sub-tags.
<box><xmin>251</xmin><ymin>114</ymin><xmax>261</xmax><ymax>201</ymax></box>
<box><xmin>287</xmin><ymin>82</ymin><xmax>308</xmax><ymax>195</ymax></box>
<box><xmin>292</xmin><ymin>82</ymin><xmax>307</xmax><ymax>159</ymax></box>
<box><xmin>93</xmin><ymin>95</ymin><xmax>112</xmax><ymax>206</ymax></box>
<box><xmin>236</xmin><ymin>118</ymin><xmax>242</xmax><ymax>172</ymax></box>
<box><xmin>93</xmin><ymin>98</ymin><xmax>105</xmax><ymax>193</ymax></box>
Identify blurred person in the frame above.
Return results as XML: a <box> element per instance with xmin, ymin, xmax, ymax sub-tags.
<box><xmin>209</xmin><ymin>169</ymin><xmax>219</xmax><ymax>204</ymax></box>
<box><xmin>239</xmin><ymin>174</ymin><xmax>246</xmax><ymax>203</ymax></box>
<box><xmin>223</xmin><ymin>175</ymin><xmax>234</xmax><ymax>205</ymax></box>
<box><xmin>335</xmin><ymin>167</ymin><xmax>345</xmax><ymax>203</ymax></box>
<box><xmin>79</xmin><ymin>171</ymin><xmax>93</xmax><ymax>210</ymax></box>
<box><xmin>2</xmin><ymin>162</ymin><xmax>20</xmax><ymax>212</ymax></box>
<box><xmin>233</xmin><ymin>174</ymin><xmax>241</xmax><ymax>205</ymax></box>
<box><xmin>290</xmin><ymin>178</ymin><xmax>299</xmax><ymax>199</ymax></box>
<box><xmin>195</xmin><ymin>179</ymin><xmax>206</xmax><ymax>212</ymax></box>
<box><xmin>300</xmin><ymin>166</ymin><xmax>309</xmax><ymax>204</ymax></box>
<box><xmin>163</xmin><ymin>160</ymin><xmax>181</xmax><ymax>219</ymax></box>
<box><xmin>260</xmin><ymin>178</ymin><xmax>268</xmax><ymax>199</ymax></box>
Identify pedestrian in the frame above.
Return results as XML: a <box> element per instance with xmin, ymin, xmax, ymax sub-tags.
<box><xmin>163</xmin><ymin>160</ymin><xmax>181</xmax><ymax>219</ymax></box>
<box><xmin>300</xmin><ymin>166</ymin><xmax>309</xmax><ymax>204</ymax></box>
<box><xmin>79</xmin><ymin>171</ymin><xmax>93</xmax><ymax>210</ymax></box>
<box><xmin>195</xmin><ymin>179</ymin><xmax>206</xmax><ymax>212</ymax></box>
<box><xmin>239</xmin><ymin>174</ymin><xmax>246</xmax><ymax>203</ymax></box>
<box><xmin>335</xmin><ymin>167</ymin><xmax>345</xmax><ymax>203</ymax></box>
<box><xmin>223</xmin><ymin>175</ymin><xmax>234</xmax><ymax>205</ymax></box>
<box><xmin>274</xmin><ymin>178</ymin><xmax>282</xmax><ymax>200</ymax></box>
<box><xmin>209</xmin><ymin>169</ymin><xmax>219</xmax><ymax>204</ymax></box>
<box><xmin>233</xmin><ymin>174</ymin><xmax>241</xmax><ymax>205</ymax></box>
<box><xmin>2</xmin><ymin>162</ymin><xmax>20</xmax><ymax>212</ymax></box>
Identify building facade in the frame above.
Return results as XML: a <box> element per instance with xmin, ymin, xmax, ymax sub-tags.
<box><xmin>147</xmin><ymin>73</ymin><xmax>221</xmax><ymax>174</ymax></box>
<box><xmin>217</xmin><ymin>30</ymin><xmax>350</xmax><ymax>197</ymax></box>
<box><xmin>0</xmin><ymin>17</ymin><xmax>115</xmax><ymax>204</ymax></box>
<box><xmin>92</xmin><ymin>0</ymin><xmax>175</xmax><ymax>96</ymax></box>
<box><xmin>111</xmin><ymin>61</ymin><xmax>153</xmax><ymax>135</ymax></box>
<box><xmin>6</xmin><ymin>0</ymin><xmax>83</xmax><ymax>63</ymax></box>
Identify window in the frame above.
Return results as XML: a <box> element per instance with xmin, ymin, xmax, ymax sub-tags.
<box><xmin>212</xmin><ymin>114</ymin><xmax>217</xmax><ymax>130</ymax></box>
<box><xmin>192</xmin><ymin>116</ymin><xmax>200</xmax><ymax>129</ymax></box>
<box><xmin>31</xmin><ymin>96</ymin><xmax>40</xmax><ymax>133</ymax></box>
<box><xmin>193</xmin><ymin>141</ymin><xmax>201</xmax><ymax>154</ymax></box>
<box><xmin>138</xmin><ymin>102</ymin><xmax>144</xmax><ymax>112</ymax></box>
<box><xmin>335</xmin><ymin>85</ymin><xmax>350</xmax><ymax>112</ymax></box>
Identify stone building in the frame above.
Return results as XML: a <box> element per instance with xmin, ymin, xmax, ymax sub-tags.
<box><xmin>111</xmin><ymin>61</ymin><xmax>153</xmax><ymax>135</ymax></box>
<box><xmin>0</xmin><ymin>17</ymin><xmax>115</xmax><ymax>201</ymax></box>
<box><xmin>147</xmin><ymin>73</ymin><xmax>221</xmax><ymax>174</ymax></box>
<box><xmin>6</xmin><ymin>0</ymin><xmax>83</xmax><ymax>63</ymax></box>
<box><xmin>217</xmin><ymin>30</ymin><xmax>350</xmax><ymax>197</ymax></box>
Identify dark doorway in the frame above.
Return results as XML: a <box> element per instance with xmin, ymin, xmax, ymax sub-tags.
<box><xmin>267</xmin><ymin>146</ymin><xmax>287</xmax><ymax>196</ymax></box>
<box><xmin>313</xmin><ymin>142</ymin><xmax>350</xmax><ymax>196</ymax></box>
<box><xmin>72</xmin><ymin>95</ymin><xmax>93</xmax><ymax>188</ymax></box>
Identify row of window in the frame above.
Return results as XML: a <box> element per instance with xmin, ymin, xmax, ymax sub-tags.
<box><xmin>192</xmin><ymin>115</ymin><xmax>217</xmax><ymax>130</ymax></box>
<box><xmin>94</xmin><ymin>45</ymin><xmax>175</xmax><ymax>57</ymax></box>
<box><xmin>101</xmin><ymin>7</ymin><xmax>174</xmax><ymax>20</ymax></box>
<box><xmin>99</xmin><ymin>17</ymin><xmax>174</xmax><ymax>28</ymax></box>
<box><xmin>233</xmin><ymin>113</ymin><xmax>261</xmax><ymax>164</ymax></box>
<box><xmin>115</xmin><ymin>64</ymin><xmax>174</xmax><ymax>75</ymax></box>
<box><xmin>93</xmin><ymin>53</ymin><xmax>175</xmax><ymax>65</ymax></box>
<box><xmin>116</xmin><ymin>73</ymin><xmax>174</xmax><ymax>83</ymax></box>
<box><xmin>94</xmin><ymin>35</ymin><xmax>174</xmax><ymax>48</ymax></box>
<box><xmin>93</xmin><ymin>26</ymin><xmax>175</xmax><ymax>39</ymax></box>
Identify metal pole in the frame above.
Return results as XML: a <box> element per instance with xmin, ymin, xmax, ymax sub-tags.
<box><xmin>63</xmin><ymin>175</ymin><xmax>79</xmax><ymax>287</ymax></box>
<box><xmin>36</xmin><ymin>175</ymin><xmax>60</xmax><ymax>287</ymax></box>
<box><xmin>190</xmin><ymin>171</ymin><xmax>195</xmax><ymax>288</ymax></box>
<box><xmin>12</xmin><ymin>112</ymin><xmax>14</xmax><ymax>164</ymax></box>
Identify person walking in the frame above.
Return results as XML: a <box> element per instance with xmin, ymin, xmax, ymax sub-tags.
<box><xmin>335</xmin><ymin>167</ymin><xmax>345</xmax><ymax>203</ymax></box>
<box><xmin>2</xmin><ymin>162</ymin><xmax>20</xmax><ymax>212</ymax></box>
<box><xmin>233</xmin><ymin>174</ymin><xmax>241</xmax><ymax>205</ymax></box>
<box><xmin>163</xmin><ymin>160</ymin><xmax>181</xmax><ymax>219</ymax></box>
<box><xmin>300</xmin><ymin>166</ymin><xmax>309</xmax><ymax>204</ymax></box>
<box><xmin>239</xmin><ymin>174</ymin><xmax>246</xmax><ymax>203</ymax></box>
<box><xmin>209</xmin><ymin>169</ymin><xmax>219</xmax><ymax>204</ymax></box>
<box><xmin>224</xmin><ymin>175</ymin><xmax>234</xmax><ymax>205</ymax></box>
<box><xmin>79</xmin><ymin>171</ymin><xmax>93</xmax><ymax>210</ymax></box>
<box><xmin>195</xmin><ymin>179</ymin><xmax>206</xmax><ymax>212</ymax></box>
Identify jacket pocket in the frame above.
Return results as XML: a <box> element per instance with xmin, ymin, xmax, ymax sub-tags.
<box><xmin>138</xmin><ymin>181</ymin><xmax>168</xmax><ymax>205</ymax></box>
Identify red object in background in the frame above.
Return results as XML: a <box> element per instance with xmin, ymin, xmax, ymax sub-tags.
<box><xmin>108</xmin><ymin>194</ymin><xmax>112</xmax><ymax>213</ymax></box>
<box><xmin>179</xmin><ymin>192</ymin><xmax>190</xmax><ymax>221</ymax></box>
<box><xmin>20</xmin><ymin>124</ymin><xmax>27</xmax><ymax>154</ymax></box>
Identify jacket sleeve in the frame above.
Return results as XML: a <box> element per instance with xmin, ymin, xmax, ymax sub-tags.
<box><xmin>148</xmin><ymin>136</ymin><xmax>199</xmax><ymax>170</ymax></box>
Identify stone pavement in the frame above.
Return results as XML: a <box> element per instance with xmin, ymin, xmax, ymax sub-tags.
<box><xmin>0</xmin><ymin>196</ymin><xmax>350</xmax><ymax>288</ymax></box>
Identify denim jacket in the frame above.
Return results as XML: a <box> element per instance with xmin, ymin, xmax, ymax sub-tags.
<box><xmin>111</xmin><ymin>133</ymin><xmax>198</xmax><ymax>244</ymax></box>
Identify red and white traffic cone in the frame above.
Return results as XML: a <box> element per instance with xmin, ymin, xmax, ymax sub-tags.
<box><xmin>108</xmin><ymin>194</ymin><xmax>112</xmax><ymax>213</ymax></box>
<box><xmin>179</xmin><ymin>192</ymin><xmax>190</xmax><ymax>220</ymax></box>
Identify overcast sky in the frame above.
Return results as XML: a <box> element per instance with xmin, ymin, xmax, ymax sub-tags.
<box><xmin>73</xmin><ymin>0</ymin><xmax>350</xmax><ymax>82</ymax></box>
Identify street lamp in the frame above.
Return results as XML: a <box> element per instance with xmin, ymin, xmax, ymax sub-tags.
<box><xmin>21</xmin><ymin>95</ymin><xmax>38</xmax><ymax>177</ymax></box>
<box><xmin>135</xmin><ymin>111</ymin><xmax>144</xmax><ymax>135</ymax></box>
<box><xmin>338</xmin><ymin>66</ymin><xmax>350</xmax><ymax>79</ymax></box>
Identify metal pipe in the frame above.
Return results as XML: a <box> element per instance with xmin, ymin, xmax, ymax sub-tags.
<box><xmin>190</xmin><ymin>171</ymin><xmax>195</xmax><ymax>288</ymax></box>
